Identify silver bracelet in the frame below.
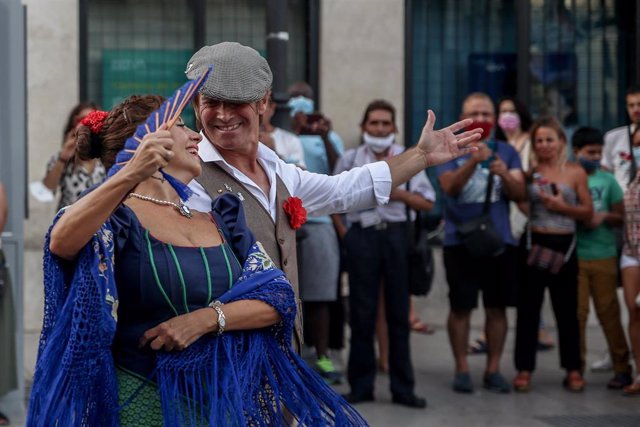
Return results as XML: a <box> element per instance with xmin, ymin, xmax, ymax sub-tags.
<box><xmin>208</xmin><ymin>300</ymin><xmax>226</xmax><ymax>335</ymax></box>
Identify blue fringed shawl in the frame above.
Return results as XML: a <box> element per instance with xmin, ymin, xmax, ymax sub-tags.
<box><xmin>28</xmin><ymin>212</ymin><xmax>367</xmax><ymax>426</ymax></box>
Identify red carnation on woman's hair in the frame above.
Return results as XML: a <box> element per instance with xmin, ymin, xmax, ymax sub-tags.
<box><xmin>80</xmin><ymin>110</ymin><xmax>109</xmax><ymax>134</ymax></box>
<box><xmin>283</xmin><ymin>196</ymin><xmax>307</xmax><ymax>230</ymax></box>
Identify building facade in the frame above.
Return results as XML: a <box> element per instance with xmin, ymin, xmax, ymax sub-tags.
<box><xmin>8</xmin><ymin>0</ymin><xmax>640</xmax><ymax>416</ymax></box>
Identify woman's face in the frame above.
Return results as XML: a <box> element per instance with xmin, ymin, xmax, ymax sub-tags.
<box><xmin>533</xmin><ymin>126</ymin><xmax>564</xmax><ymax>162</ymax></box>
<box><xmin>498</xmin><ymin>100</ymin><xmax>516</xmax><ymax>115</ymax></box>
<box><xmin>163</xmin><ymin>118</ymin><xmax>203</xmax><ymax>181</ymax></box>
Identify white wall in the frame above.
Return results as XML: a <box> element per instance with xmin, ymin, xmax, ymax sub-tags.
<box><xmin>320</xmin><ymin>0</ymin><xmax>405</xmax><ymax>150</ymax></box>
<box><xmin>23</xmin><ymin>0</ymin><xmax>79</xmax><ymax>377</ymax></box>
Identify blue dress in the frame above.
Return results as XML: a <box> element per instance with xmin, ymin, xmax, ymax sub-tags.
<box><xmin>109</xmin><ymin>194</ymin><xmax>254</xmax><ymax>379</ymax></box>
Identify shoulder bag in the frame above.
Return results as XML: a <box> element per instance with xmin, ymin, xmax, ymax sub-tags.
<box><xmin>456</xmin><ymin>173</ymin><xmax>506</xmax><ymax>257</ymax></box>
<box><xmin>405</xmin><ymin>182</ymin><xmax>434</xmax><ymax>296</ymax></box>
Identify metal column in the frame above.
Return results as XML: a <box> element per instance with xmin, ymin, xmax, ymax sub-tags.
<box><xmin>0</xmin><ymin>0</ymin><xmax>26</xmax><ymax>419</ymax></box>
<box><xmin>266</xmin><ymin>0</ymin><xmax>290</xmax><ymax>129</ymax></box>
<box><xmin>516</xmin><ymin>0</ymin><xmax>531</xmax><ymax>106</ymax></box>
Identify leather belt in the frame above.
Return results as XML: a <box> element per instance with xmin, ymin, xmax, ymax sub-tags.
<box><xmin>352</xmin><ymin>221</ymin><xmax>405</xmax><ymax>231</ymax></box>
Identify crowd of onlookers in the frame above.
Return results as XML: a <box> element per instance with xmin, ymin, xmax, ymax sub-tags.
<box><xmin>262</xmin><ymin>85</ymin><xmax>640</xmax><ymax>405</ymax></box>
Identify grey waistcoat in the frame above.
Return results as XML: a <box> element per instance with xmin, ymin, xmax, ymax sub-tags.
<box><xmin>195</xmin><ymin>161</ymin><xmax>303</xmax><ymax>348</ymax></box>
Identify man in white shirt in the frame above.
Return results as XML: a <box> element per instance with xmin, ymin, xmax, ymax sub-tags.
<box><xmin>334</xmin><ymin>100</ymin><xmax>434</xmax><ymax>409</ymax></box>
<box><xmin>183</xmin><ymin>41</ymin><xmax>481</xmax><ymax>350</ymax></box>
<box><xmin>185</xmin><ymin>42</ymin><xmax>480</xmax><ymax>228</ymax></box>
<box><xmin>602</xmin><ymin>85</ymin><xmax>640</xmax><ymax>191</ymax></box>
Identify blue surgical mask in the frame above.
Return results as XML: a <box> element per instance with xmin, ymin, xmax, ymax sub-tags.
<box><xmin>633</xmin><ymin>146</ymin><xmax>640</xmax><ymax>166</ymax></box>
<box><xmin>287</xmin><ymin>96</ymin><xmax>314</xmax><ymax>117</ymax></box>
<box><xmin>578</xmin><ymin>157</ymin><xmax>600</xmax><ymax>173</ymax></box>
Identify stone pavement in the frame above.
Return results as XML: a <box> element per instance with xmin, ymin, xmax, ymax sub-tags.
<box><xmin>6</xmin><ymin>247</ymin><xmax>640</xmax><ymax>426</ymax></box>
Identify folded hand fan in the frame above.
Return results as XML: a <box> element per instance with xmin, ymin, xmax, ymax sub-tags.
<box><xmin>108</xmin><ymin>66</ymin><xmax>212</xmax><ymax>201</ymax></box>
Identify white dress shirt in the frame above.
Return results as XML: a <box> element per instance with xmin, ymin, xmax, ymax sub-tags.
<box><xmin>187</xmin><ymin>133</ymin><xmax>392</xmax><ymax>221</ymax></box>
<box><xmin>602</xmin><ymin>124</ymin><xmax>637</xmax><ymax>192</ymax></box>
<box><xmin>334</xmin><ymin>144</ymin><xmax>435</xmax><ymax>224</ymax></box>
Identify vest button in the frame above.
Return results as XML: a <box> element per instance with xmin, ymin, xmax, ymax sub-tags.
<box><xmin>278</xmin><ymin>238</ymin><xmax>285</xmax><ymax>244</ymax></box>
<box><xmin>283</xmin><ymin>259</ymin><xmax>288</xmax><ymax>266</ymax></box>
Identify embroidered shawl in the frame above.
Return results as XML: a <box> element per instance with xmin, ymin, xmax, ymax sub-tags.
<box><xmin>27</xmin><ymin>212</ymin><xmax>367</xmax><ymax>426</ymax></box>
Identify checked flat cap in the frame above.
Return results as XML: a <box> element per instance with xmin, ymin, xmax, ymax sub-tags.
<box><xmin>185</xmin><ymin>42</ymin><xmax>273</xmax><ymax>103</ymax></box>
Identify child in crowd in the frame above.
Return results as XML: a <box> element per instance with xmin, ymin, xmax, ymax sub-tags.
<box><xmin>572</xmin><ymin>127</ymin><xmax>632</xmax><ymax>390</ymax></box>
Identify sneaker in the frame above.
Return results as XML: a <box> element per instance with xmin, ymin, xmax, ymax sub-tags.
<box><xmin>591</xmin><ymin>353</ymin><xmax>613</xmax><ymax>372</ymax></box>
<box><xmin>608</xmin><ymin>373</ymin><xmax>633</xmax><ymax>390</ymax></box>
<box><xmin>316</xmin><ymin>355</ymin><xmax>343</xmax><ymax>385</ymax></box>
<box><xmin>483</xmin><ymin>372</ymin><xmax>511</xmax><ymax>393</ymax></box>
<box><xmin>453</xmin><ymin>372</ymin><xmax>474</xmax><ymax>393</ymax></box>
<box><xmin>467</xmin><ymin>338</ymin><xmax>487</xmax><ymax>355</ymax></box>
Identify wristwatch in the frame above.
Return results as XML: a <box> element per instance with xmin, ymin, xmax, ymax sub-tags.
<box><xmin>208</xmin><ymin>300</ymin><xmax>226</xmax><ymax>335</ymax></box>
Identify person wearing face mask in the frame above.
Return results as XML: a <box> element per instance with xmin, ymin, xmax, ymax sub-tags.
<box><xmin>495</xmin><ymin>98</ymin><xmax>533</xmax><ymax>241</ymax></box>
<box><xmin>495</xmin><ymin>98</ymin><xmax>533</xmax><ymax>171</ymax></box>
<box><xmin>287</xmin><ymin>82</ymin><xmax>345</xmax><ymax>385</ymax></box>
<box><xmin>618</xmin><ymin>127</ymin><xmax>640</xmax><ymax>395</ymax></box>
<box><xmin>333</xmin><ymin>100</ymin><xmax>434</xmax><ymax>408</ymax></box>
<box><xmin>437</xmin><ymin>92</ymin><xmax>525</xmax><ymax>394</ymax></box>
<box><xmin>571</xmin><ymin>127</ymin><xmax>632</xmax><ymax>390</ymax></box>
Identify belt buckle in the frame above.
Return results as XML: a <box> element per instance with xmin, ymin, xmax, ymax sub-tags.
<box><xmin>374</xmin><ymin>222</ymin><xmax>388</xmax><ymax>231</ymax></box>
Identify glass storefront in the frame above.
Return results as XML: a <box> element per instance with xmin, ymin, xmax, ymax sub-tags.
<box><xmin>84</xmin><ymin>0</ymin><xmax>309</xmax><ymax>121</ymax></box>
<box><xmin>408</xmin><ymin>0</ymin><xmax>636</xmax><ymax>218</ymax></box>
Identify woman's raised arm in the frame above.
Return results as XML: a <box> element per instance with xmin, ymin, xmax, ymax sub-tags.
<box><xmin>49</xmin><ymin>129</ymin><xmax>175</xmax><ymax>259</ymax></box>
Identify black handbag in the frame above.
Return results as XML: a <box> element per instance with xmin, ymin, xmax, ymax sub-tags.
<box><xmin>456</xmin><ymin>173</ymin><xmax>505</xmax><ymax>258</ymax></box>
<box><xmin>406</xmin><ymin>184</ymin><xmax>434</xmax><ymax>296</ymax></box>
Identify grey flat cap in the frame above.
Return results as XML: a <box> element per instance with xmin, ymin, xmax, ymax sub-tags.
<box><xmin>185</xmin><ymin>42</ymin><xmax>273</xmax><ymax>103</ymax></box>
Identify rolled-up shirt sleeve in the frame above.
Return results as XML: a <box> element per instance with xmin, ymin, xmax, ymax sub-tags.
<box><xmin>285</xmin><ymin>160</ymin><xmax>392</xmax><ymax>217</ymax></box>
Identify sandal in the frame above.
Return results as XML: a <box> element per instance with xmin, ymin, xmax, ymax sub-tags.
<box><xmin>410</xmin><ymin>318</ymin><xmax>435</xmax><ymax>335</ymax></box>
<box><xmin>513</xmin><ymin>371</ymin><xmax>531</xmax><ymax>392</ymax></box>
<box><xmin>622</xmin><ymin>376</ymin><xmax>640</xmax><ymax>396</ymax></box>
<box><xmin>563</xmin><ymin>371</ymin><xmax>586</xmax><ymax>392</ymax></box>
<box><xmin>0</xmin><ymin>411</ymin><xmax>9</xmax><ymax>426</ymax></box>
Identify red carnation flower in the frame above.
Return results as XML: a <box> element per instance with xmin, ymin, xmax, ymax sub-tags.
<box><xmin>283</xmin><ymin>196</ymin><xmax>307</xmax><ymax>230</ymax></box>
<box><xmin>80</xmin><ymin>110</ymin><xmax>109</xmax><ymax>134</ymax></box>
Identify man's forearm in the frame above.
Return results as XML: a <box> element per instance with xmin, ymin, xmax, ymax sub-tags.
<box><xmin>386</xmin><ymin>147</ymin><xmax>430</xmax><ymax>188</ymax></box>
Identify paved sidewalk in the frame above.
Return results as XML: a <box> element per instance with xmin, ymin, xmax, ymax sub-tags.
<box><xmin>330</xmin><ymin>322</ymin><xmax>640</xmax><ymax>427</ymax></box>
<box><xmin>329</xmin><ymin>247</ymin><xmax>640</xmax><ymax>426</ymax></box>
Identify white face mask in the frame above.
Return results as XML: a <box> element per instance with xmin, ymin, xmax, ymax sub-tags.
<box><xmin>363</xmin><ymin>132</ymin><xmax>394</xmax><ymax>153</ymax></box>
